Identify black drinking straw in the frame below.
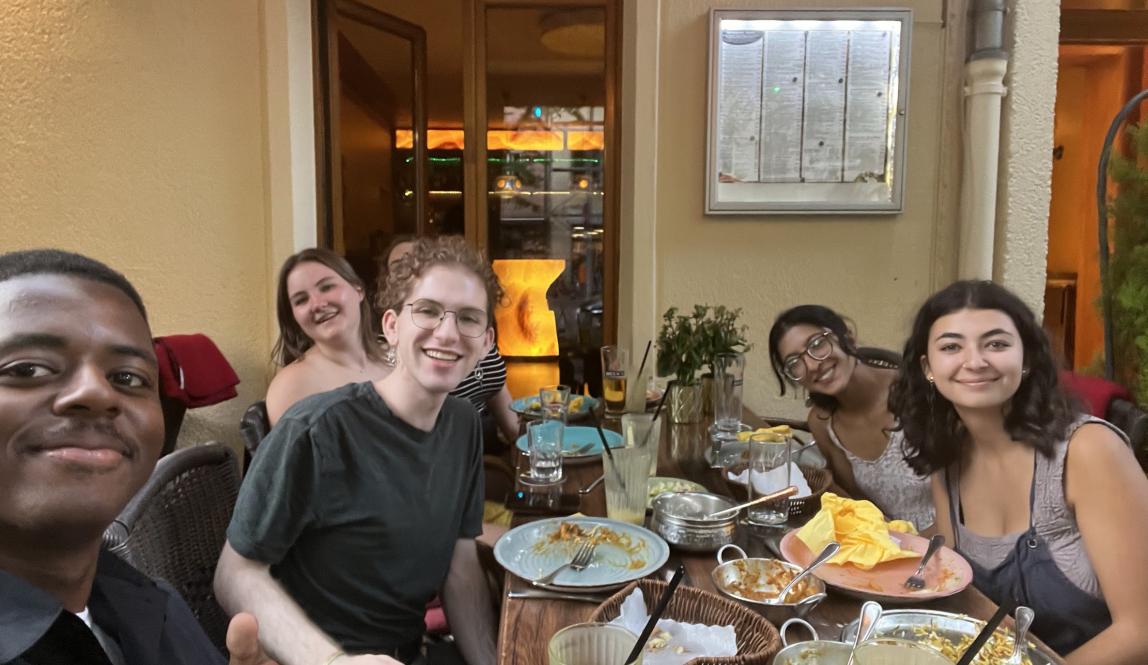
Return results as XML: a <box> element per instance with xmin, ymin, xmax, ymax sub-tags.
<box><xmin>637</xmin><ymin>380</ymin><xmax>673</xmax><ymax>452</ymax></box>
<box><xmin>956</xmin><ymin>596</ymin><xmax>1018</xmax><ymax>665</ymax></box>
<box><xmin>590</xmin><ymin>409</ymin><xmax>626</xmax><ymax>493</ymax></box>
<box><xmin>628</xmin><ymin>340</ymin><xmax>653</xmax><ymax>406</ymax></box>
<box><xmin>624</xmin><ymin>565</ymin><xmax>685</xmax><ymax>665</ymax></box>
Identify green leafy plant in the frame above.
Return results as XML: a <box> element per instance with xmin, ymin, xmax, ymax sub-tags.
<box><xmin>1106</xmin><ymin>121</ymin><xmax>1148</xmax><ymax>406</ymax></box>
<box><xmin>656</xmin><ymin>305</ymin><xmax>751</xmax><ymax>386</ymax></box>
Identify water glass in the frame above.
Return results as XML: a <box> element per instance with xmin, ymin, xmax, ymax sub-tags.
<box><xmin>527</xmin><ymin>419</ymin><xmax>564</xmax><ymax>484</ymax></box>
<box><xmin>600</xmin><ymin>345</ymin><xmax>629</xmax><ymax>416</ymax></box>
<box><xmin>540</xmin><ymin>384</ymin><xmax>572</xmax><ymax>422</ymax></box>
<box><xmin>746</xmin><ymin>433</ymin><xmax>792</xmax><ymax>526</ymax></box>
<box><xmin>622</xmin><ymin>412</ymin><xmax>662</xmax><ymax>475</ymax></box>
<box><xmin>548</xmin><ymin>623</ymin><xmax>642</xmax><ymax>665</ymax></box>
<box><xmin>713</xmin><ymin>352</ymin><xmax>745</xmax><ymax>433</ymax></box>
<box><xmin>603</xmin><ymin>445</ymin><xmax>653</xmax><ymax>525</ymax></box>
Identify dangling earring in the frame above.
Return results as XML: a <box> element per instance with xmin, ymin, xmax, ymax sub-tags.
<box><xmin>384</xmin><ymin>346</ymin><xmax>397</xmax><ymax>368</ymax></box>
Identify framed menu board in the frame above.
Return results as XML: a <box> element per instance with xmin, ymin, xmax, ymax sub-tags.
<box><xmin>705</xmin><ymin>9</ymin><xmax>912</xmax><ymax>214</ymax></box>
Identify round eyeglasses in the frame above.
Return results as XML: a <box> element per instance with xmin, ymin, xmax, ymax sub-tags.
<box><xmin>405</xmin><ymin>299</ymin><xmax>489</xmax><ymax>338</ymax></box>
<box><xmin>782</xmin><ymin>331</ymin><xmax>834</xmax><ymax>381</ymax></box>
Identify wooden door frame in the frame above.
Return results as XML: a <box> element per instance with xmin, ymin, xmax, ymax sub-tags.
<box><xmin>467</xmin><ymin>0</ymin><xmax>622</xmax><ymax>345</ymax></box>
<box><xmin>313</xmin><ymin>0</ymin><xmax>429</xmax><ymax>249</ymax></box>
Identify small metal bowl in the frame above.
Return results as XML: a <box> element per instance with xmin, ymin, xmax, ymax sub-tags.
<box><xmin>711</xmin><ymin>544</ymin><xmax>827</xmax><ymax>625</ymax></box>
<box><xmin>648</xmin><ymin>491</ymin><xmax>737</xmax><ymax>552</ymax></box>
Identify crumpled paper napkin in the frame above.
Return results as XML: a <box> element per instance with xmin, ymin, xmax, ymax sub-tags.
<box><xmin>609</xmin><ymin>588</ymin><xmax>738</xmax><ymax>665</ymax></box>
<box><xmin>726</xmin><ymin>462</ymin><xmax>813</xmax><ymax>498</ymax></box>
<box><xmin>796</xmin><ymin>492</ymin><xmax>919</xmax><ymax>570</ymax></box>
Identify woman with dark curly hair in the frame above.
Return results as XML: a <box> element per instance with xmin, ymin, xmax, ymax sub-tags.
<box><xmin>889</xmin><ymin>280</ymin><xmax>1148</xmax><ymax>662</ymax></box>
<box><xmin>769</xmin><ymin>305</ymin><xmax>933</xmax><ymax>530</ymax></box>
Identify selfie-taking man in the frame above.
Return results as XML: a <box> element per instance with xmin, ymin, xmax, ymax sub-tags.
<box><xmin>0</xmin><ymin>249</ymin><xmax>274</xmax><ymax>665</ymax></box>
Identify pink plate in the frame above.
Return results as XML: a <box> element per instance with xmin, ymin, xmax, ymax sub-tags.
<box><xmin>779</xmin><ymin>529</ymin><xmax>973</xmax><ymax>604</ymax></box>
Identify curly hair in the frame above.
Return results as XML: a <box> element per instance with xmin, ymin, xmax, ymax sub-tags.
<box><xmin>768</xmin><ymin>304</ymin><xmax>894</xmax><ymax>414</ymax></box>
<box><xmin>889</xmin><ymin>280</ymin><xmax>1077</xmax><ymax>475</ymax></box>
<box><xmin>376</xmin><ymin>236</ymin><xmax>504</xmax><ymax>326</ymax></box>
<box><xmin>271</xmin><ymin>248</ymin><xmax>381</xmax><ymax>366</ymax></box>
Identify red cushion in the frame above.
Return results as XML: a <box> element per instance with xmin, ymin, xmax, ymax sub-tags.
<box><xmin>1059</xmin><ymin>370</ymin><xmax>1130</xmax><ymax>417</ymax></box>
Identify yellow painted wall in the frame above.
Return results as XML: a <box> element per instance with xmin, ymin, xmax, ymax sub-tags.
<box><xmin>0</xmin><ymin>1</ymin><xmax>270</xmax><ymax>451</ymax></box>
<box><xmin>647</xmin><ymin>0</ymin><xmax>957</xmax><ymax>420</ymax></box>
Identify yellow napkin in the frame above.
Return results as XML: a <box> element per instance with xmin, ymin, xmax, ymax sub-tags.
<box><xmin>736</xmin><ymin>425</ymin><xmax>792</xmax><ymax>442</ymax></box>
<box><xmin>796</xmin><ymin>493</ymin><xmax>919</xmax><ymax>570</ymax></box>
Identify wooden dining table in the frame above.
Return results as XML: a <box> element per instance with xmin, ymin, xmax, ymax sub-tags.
<box><xmin>495</xmin><ymin>408</ymin><xmax>1064</xmax><ymax>665</ymax></box>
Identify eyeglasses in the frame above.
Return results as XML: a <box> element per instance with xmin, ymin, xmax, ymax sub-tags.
<box><xmin>782</xmin><ymin>331</ymin><xmax>834</xmax><ymax>381</ymax></box>
<box><xmin>404</xmin><ymin>299</ymin><xmax>489</xmax><ymax>338</ymax></box>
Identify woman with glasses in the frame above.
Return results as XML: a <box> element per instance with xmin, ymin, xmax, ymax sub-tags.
<box><xmin>889</xmin><ymin>281</ymin><xmax>1148</xmax><ymax>662</ymax></box>
<box><xmin>265</xmin><ymin>248</ymin><xmax>393</xmax><ymax>426</ymax></box>
<box><xmin>219</xmin><ymin>236</ymin><xmax>500</xmax><ymax>665</ymax></box>
<box><xmin>768</xmin><ymin>305</ymin><xmax>934</xmax><ymax>530</ymax></box>
<box><xmin>384</xmin><ymin>237</ymin><xmax>518</xmax><ymax>453</ymax></box>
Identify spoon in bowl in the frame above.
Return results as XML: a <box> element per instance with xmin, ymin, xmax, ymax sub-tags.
<box><xmin>774</xmin><ymin>541</ymin><xmax>839</xmax><ymax>603</ymax></box>
<box><xmin>1007</xmin><ymin>606</ymin><xmax>1035</xmax><ymax>665</ymax></box>
<box><xmin>845</xmin><ymin>601</ymin><xmax>883</xmax><ymax>665</ymax></box>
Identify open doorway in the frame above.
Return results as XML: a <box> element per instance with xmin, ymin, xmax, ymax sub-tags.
<box><xmin>313</xmin><ymin>0</ymin><xmax>621</xmax><ymax>399</ymax></box>
<box><xmin>1044</xmin><ymin>3</ymin><xmax>1147</xmax><ymax>370</ymax></box>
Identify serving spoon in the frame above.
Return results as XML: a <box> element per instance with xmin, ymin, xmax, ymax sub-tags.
<box><xmin>774</xmin><ymin>541</ymin><xmax>839</xmax><ymax>602</ymax></box>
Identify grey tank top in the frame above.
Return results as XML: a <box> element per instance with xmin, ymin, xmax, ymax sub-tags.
<box><xmin>946</xmin><ymin>416</ymin><xmax>1127</xmax><ymax>600</ymax></box>
<box><xmin>826</xmin><ymin>419</ymin><xmax>935</xmax><ymax>530</ymax></box>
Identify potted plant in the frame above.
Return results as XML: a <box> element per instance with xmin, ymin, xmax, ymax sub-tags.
<box><xmin>656</xmin><ymin>305</ymin><xmax>752</xmax><ymax>423</ymax></box>
<box><xmin>699</xmin><ymin>305</ymin><xmax>752</xmax><ymax>416</ymax></box>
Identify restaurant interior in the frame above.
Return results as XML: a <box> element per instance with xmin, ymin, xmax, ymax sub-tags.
<box><xmin>3</xmin><ymin>0</ymin><xmax>1148</xmax><ymax>663</ymax></box>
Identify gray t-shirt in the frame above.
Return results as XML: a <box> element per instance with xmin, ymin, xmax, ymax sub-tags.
<box><xmin>227</xmin><ymin>382</ymin><xmax>485</xmax><ymax>653</ymax></box>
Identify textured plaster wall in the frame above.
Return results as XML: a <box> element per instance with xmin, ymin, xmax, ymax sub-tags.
<box><xmin>649</xmin><ymin>0</ymin><xmax>956</xmax><ymax>420</ymax></box>
<box><xmin>0</xmin><ymin>0</ymin><xmax>270</xmax><ymax>451</ymax></box>
<box><xmin>993</xmin><ymin>0</ymin><xmax>1060</xmax><ymax>314</ymax></box>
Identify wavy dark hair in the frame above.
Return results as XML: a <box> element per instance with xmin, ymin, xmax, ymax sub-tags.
<box><xmin>271</xmin><ymin>248</ymin><xmax>381</xmax><ymax>366</ymax></box>
<box><xmin>889</xmin><ymin>280</ymin><xmax>1076</xmax><ymax>475</ymax></box>
<box><xmin>768</xmin><ymin>305</ymin><xmax>896</xmax><ymax>414</ymax></box>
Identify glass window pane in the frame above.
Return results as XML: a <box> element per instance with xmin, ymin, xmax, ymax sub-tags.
<box><xmin>485</xmin><ymin>7</ymin><xmax>607</xmax><ymax>375</ymax></box>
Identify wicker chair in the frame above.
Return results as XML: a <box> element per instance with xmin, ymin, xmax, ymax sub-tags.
<box><xmin>102</xmin><ymin>443</ymin><xmax>240</xmax><ymax>653</ymax></box>
<box><xmin>239</xmin><ymin>400</ymin><xmax>270</xmax><ymax>457</ymax></box>
<box><xmin>1109</xmin><ymin>397</ymin><xmax>1148</xmax><ymax>468</ymax></box>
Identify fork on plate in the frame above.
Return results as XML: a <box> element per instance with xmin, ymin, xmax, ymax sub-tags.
<box><xmin>904</xmin><ymin>534</ymin><xmax>945</xmax><ymax>590</ymax></box>
<box><xmin>532</xmin><ymin>534</ymin><xmax>598</xmax><ymax>586</ymax></box>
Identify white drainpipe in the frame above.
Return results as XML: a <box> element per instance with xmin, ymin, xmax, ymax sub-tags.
<box><xmin>958</xmin><ymin>0</ymin><xmax>1009</xmax><ymax>280</ymax></box>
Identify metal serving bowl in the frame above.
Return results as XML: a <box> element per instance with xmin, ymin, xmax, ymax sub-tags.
<box><xmin>711</xmin><ymin>544</ymin><xmax>827</xmax><ymax>625</ymax></box>
<box><xmin>648</xmin><ymin>491</ymin><xmax>737</xmax><ymax>552</ymax></box>
<box><xmin>840</xmin><ymin>609</ymin><xmax>1057</xmax><ymax>665</ymax></box>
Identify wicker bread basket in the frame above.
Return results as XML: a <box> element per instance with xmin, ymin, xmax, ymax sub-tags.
<box><xmin>587</xmin><ymin>579</ymin><xmax>781</xmax><ymax>665</ymax></box>
<box><xmin>724</xmin><ymin>464</ymin><xmax>832</xmax><ymax>520</ymax></box>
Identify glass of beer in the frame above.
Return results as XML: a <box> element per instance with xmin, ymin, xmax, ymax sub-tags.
<box><xmin>600</xmin><ymin>345</ymin><xmax>629</xmax><ymax>416</ymax></box>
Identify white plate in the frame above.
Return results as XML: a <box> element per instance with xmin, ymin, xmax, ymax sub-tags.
<box><xmin>493</xmin><ymin>516</ymin><xmax>670</xmax><ymax>592</ymax></box>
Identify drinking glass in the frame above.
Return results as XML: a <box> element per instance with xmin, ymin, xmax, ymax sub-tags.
<box><xmin>548</xmin><ymin>623</ymin><xmax>641</xmax><ymax>665</ymax></box>
<box><xmin>603</xmin><ymin>444</ymin><xmax>653</xmax><ymax>525</ymax></box>
<box><xmin>600</xmin><ymin>345</ymin><xmax>629</xmax><ymax>416</ymax></box>
<box><xmin>540</xmin><ymin>384</ymin><xmax>572</xmax><ymax>422</ymax></box>
<box><xmin>526</xmin><ymin>419</ymin><xmax>564</xmax><ymax>484</ymax></box>
<box><xmin>745</xmin><ymin>432</ymin><xmax>792</xmax><ymax>526</ymax></box>
<box><xmin>622</xmin><ymin>412</ymin><xmax>662</xmax><ymax>475</ymax></box>
<box><xmin>713</xmin><ymin>352</ymin><xmax>745</xmax><ymax>434</ymax></box>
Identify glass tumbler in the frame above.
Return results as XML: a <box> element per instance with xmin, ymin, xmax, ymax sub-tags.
<box><xmin>600</xmin><ymin>345</ymin><xmax>630</xmax><ymax>416</ymax></box>
<box><xmin>713</xmin><ymin>352</ymin><xmax>745</xmax><ymax>434</ymax></box>
<box><xmin>745</xmin><ymin>432</ymin><xmax>792</xmax><ymax>526</ymax></box>
<box><xmin>548</xmin><ymin>623</ymin><xmax>641</xmax><ymax>665</ymax></box>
